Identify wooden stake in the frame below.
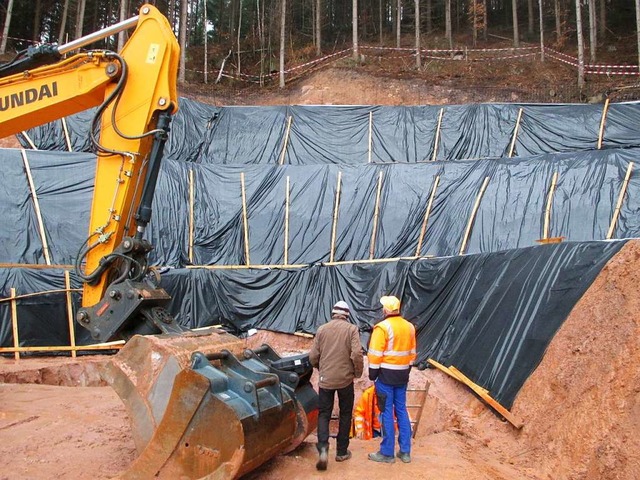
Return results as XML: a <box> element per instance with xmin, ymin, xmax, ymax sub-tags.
<box><xmin>428</xmin><ymin>359</ymin><xmax>524</xmax><ymax>429</ymax></box>
<box><xmin>543</xmin><ymin>172</ymin><xmax>559</xmax><ymax>240</ymax></box>
<box><xmin>64</xmin><ymin>271</ymin><xmax>77</xmax><ymax>358</ymax></box>
<box><xmin>61</xmin><ymin>117</ymin><xmax>73</xmax><ymax>152</ymax></box>
<box><xmin>10</xmin><ymin>287</ymin><xmax>19</xmax><ymax>360</ymax></box>
<box><xmin>21</xmin><ymin>149</ymin><xmax>52</xmax><ymax>265</ymax></box>
<box><xmin>607</xmin><ymin>162</ymin><xmax>634</xmax><ymax>240</ymax></box>
<box><xmin>508</xmin><ymin>108</ymin><xmax>524</xmax><ymax>158</ymax></box>
<box><xmin>284</xmin><ymin>176</ymin><xmax>290</xmax><ymax>265</ymax></box>
<box><xmin>460</xmin><ymin>176</ymin><xmax>490</xmax><ymax>255</ymax></box>
<box><xmin>369</xmin><ymin>171</ymin><xmax>384</xmax><ymax>260</ymax></box>
<box><xmin>0</xmin><ymin>340</ymin><xmax>125</xmax><ymax>354</ymax></box>
<box><xmin>330</xmin><ymin>171</ymin><xmax>342</xmax><ymax>263</ymax></box>
<box><xmin>279</xmin><ymin>115</ymin><xmax>293</xmax><ymax>165</ymax></box>
<box><xmin>189</xmin><ymin>169</ymin><xmax>195</xmax><ymax>264</ymax></box>
<box><xmin>415</xmin><ymin>176</ymin><xmax>440</xmax><ymax>256</ymax></box>
<box><xmin>0</xmin><ymin>288</ymin><xmax>81</xmax><ymax>303</ymax></box>
<box><xmin>20</xmin><ymin>131</ymin><xmax>37</xmax><ymax>150</ymax></box>
<box><xmin>0</xmin><ymin>263</ymin><xmax>73</xmax><ymax>270</ymax></box>
<box><xmin>187</xmin><ymin>263</ymin><xmax>308</xmax><ymax>270</ymax></box>
<box><xmin>597</xmin><ymin>98</ymin><xmax>611</xmax><ymax>150</ymax></box>
<box><xmin>240</xmin><ymin>172</ymin><xmax>251</xmax><ymax>265</ymax></box>
<box><xmin>432</xmin><ymin>108</ymin><xmax>444</xmax><ymax>161</ymax></box>
<box><xmin>368</xmin><ymin>111</ymin><xmax>373</xmax><ymax>163</ymax></box>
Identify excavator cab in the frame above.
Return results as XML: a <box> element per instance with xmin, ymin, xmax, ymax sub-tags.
<box><xmin>0</xmin><ymin>5</ymin><xmax>318</xmax><ymax>479</ymax></box>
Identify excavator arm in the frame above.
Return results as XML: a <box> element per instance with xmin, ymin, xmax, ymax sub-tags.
<box><xmin>0</xmin><ymin>4</ymin><xmax>185</xmax><ymax>342</ymax></box>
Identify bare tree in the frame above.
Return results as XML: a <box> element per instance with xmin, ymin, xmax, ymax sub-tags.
<box><xmin>528</xmin><ymin>0</ymin><xmax>534</xmax><ymax>35</ymax></box>
<box><xmin>445</xmin><ymin>0</ymin><xmax>452</xmax><ymax>49</ymax></box>
<box><xmin>576</xmin><ymin>0</ymin><xmax>585</xmax><ymax>88</ymax></box>
<box><xmin>75</xmin><ymin>0</ymin><xmax>87</xmax><ymax>39</ymax></box>
<box><xmin>279</xmin><ymin>0</ymin><xmax>286</xmax><ymax>88</ymax></box>
<box><xmin>512</xmin><ymin>0</ymin><xmax>520</xmax><ymax>47</ymax></box>
<box><xmin>203</xmin><ymin>0</ymin><xmax>208</xmax><ymax>83</ymax></box>
<box><xmin>379</xmin><ymin>0</ymin><xmax>383</xmax><ymax>44</ymax></box>
<box><xmin>396</xmin><ymin>0</ymin><xmax>401</xmax><ymax>47</ymax></box>
<box><xmin>0</xmin><ymin>0</ymin><xmax>14</xmax><ymax>54</ymax></box>
<box><xmin>555</xmin><ymin>0</ymin><xmax>562</xmax><ymax>41</ymax></box>
<box><xmin>636</xmin><ymin>0</ymin><xmax>640</xmax><ymax>73</ymax></box>
<box><xmin>58</xmin><ymin>0</ymin><xmax>70</xmax><ymax>43</ymax></box>
<box><xmin>599</xmin><ymin>0</ymin><xmax>606</xmax><ymax>39</ymax></box>
<box><xmin>353</xmin><ymin>0</ymin><xmax>359</xmax><ymax>60</ymax></box>
<box><xmin>484</xmin><ymin>0</ymin><xmax>488</xmax><ymax>40</ymax></box>
<box><xmin>33</xmin><ymin>0</ymin><xmax>42</xmax><ymax>42</ymax></box>
<box><xmin>179</xmin><ymin>0</ymin><xmax>188</xmax><ymax>82</ymax></box>
<box><xmin>427</xmin><ymin>0</ymin><xmax>432</xmax><ymax>33</ymax></box>
<box><xmin>539</xmin><ymin>0</ymin><xmax>545</xmax><ymax>60</ymax></box>
<box><xmin>316</xmin><ymin>0</ymin><xmax>322</xmax><ymax>55</ymax></box>
<box><xmin>588</xmin><ymin>0</ymin><xmax>597</xmax><ymax>62</ymax></box>
<box><xmin>415</xmin><ymin>0</ymin><xmax>421</xmax><ymax>68</ymax></box>
<box><xmin>118</xmin><ymin>0</ymin><xmax>128</xmax><ymax>51</ymax></box>
<box><xmin>237</xmin><ymin>0</ymin><xmax>243</xmax><ymax>75</ymax></box>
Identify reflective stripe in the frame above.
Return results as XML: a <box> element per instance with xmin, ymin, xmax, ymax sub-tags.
<box><xmin>368</xmin><ymin>349</ymin><xmax>384</xmax><ymax>356</ymax></box>
<box><xmin>379</xmin><ymin>362</ymin><xmax>411</xmax><ymax>370</ymax></box>
<box><xmin>382</xmin><ymin>350</ymin><xmax>414</xmax><ymax>357</ymax></box>
<box><xmin>369</xmin><ymin>364</ymin><xmax>380</xmax><ymax>369</ymax></box>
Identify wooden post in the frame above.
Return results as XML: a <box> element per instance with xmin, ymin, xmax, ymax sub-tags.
<box><xmin>240</xmin><ymin>172</ymin><xmax>251</xmax><ymax>265</ymax></box>
<box><xmin>607</xmin><ymin>162</ymin><xmax>634</xmax><ymax>239</ymax></box>
<box><xmin>543</xmin><ymin>172</ymin><xmax>559</xmax><ymax>240</ymax></box>
<box><xmin>508</xmin><ymin>108</ymin><xmax>524</xmax><ymax>158</ymax></box>
<box><xmin>279</xmin><ymin>115</ymin><xmax>293</xmax><ymax>165</ymax></box>
<box><xmin>21</xmin><ymin>149</ymin><xmax>52</xmax><ymax>265</ymax></box>
<box><xmin>64</xmin><ymin>270</ymin><xmax>77</xmax><ymax>358</ymax></box>
<box><xmin>416</xmin><ymin>176</ymin><xmax>440</xmax><ymax>256</ymax></box>
<box><xmin>330</xmin><ymin>171</ymin><xmax>342</xmax><ymax>263</ymax></box>
<box><xmin>368</xmin><ymin>111</ymin><xmax>373</xmax><ymax>163</ymax></box>
<box><xmin>432</xmin><ymin>108</ymin><xmax>444</xmax><ymax>161</ymax></box>
<box><xmin>10</xmin><ymin>287</ymin><xmax>19</xmax><ymax>360</ymax></box>
<box><xmin>369</xmin><ymin>171</ymin><xmax>384</xmax><ymax>260</ymax></box>
<box><xmin>20</xmin><ymin>131</ymin><xmax>37</xmax><ymax>150</ymax></box>
<box><xmin>61</xmin><ymin>117</ymin><xmax>73</xmax><ymax>152</ymax></box>
<box><xmin>597</xmin><ymin>98</ymin><xmax>611</xmax><ymax>150</ymax></box>
<box><xmin>459</xmin><ymin>176</ymin><xmax>490</xmax><ymax>255</ymax></box>
<box><xmin>189</xmin><ymin>169</ymin><xmax>195</xmax><ymax>264</ymax></box>
<box><xmin>284</xmin><ymin>176</ymin><xmax>290</xmax><ymax>265</ymax></box>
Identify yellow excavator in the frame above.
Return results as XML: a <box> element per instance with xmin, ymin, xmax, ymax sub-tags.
<box><xmin>0</xmin><ymin>5</ymin><xmax>318</xmax><ymax>479</ymax></box>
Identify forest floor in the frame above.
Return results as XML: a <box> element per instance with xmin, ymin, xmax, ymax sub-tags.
<box><xmin>1</xmin><ymin>61</ymin><xmax>640</xmax><ymax>480</ymax></box>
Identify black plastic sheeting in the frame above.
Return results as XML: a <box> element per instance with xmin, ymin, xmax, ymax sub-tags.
<box><xmin>18</xmin><ymin>100</ymin><xmax>640</xmax><ymax>163</ymax></box>
<box><xmin>1</xmin><ymin>147</ymin><xmax>639</xmax><ymax>266</ymax></box>
<box><xmin>0</xmin><ymin>240</ymin><xmax>624</xmax><ymax>408</ymax></box>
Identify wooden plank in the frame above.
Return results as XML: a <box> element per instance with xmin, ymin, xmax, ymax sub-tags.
<box><xmin>459</xmin><ymin>176</ymin><xmax>490</xmax><ymax>255</ymax></box>
<box><xmin>607</xmin><ymin>162</ymin><xmax>634</xmax><ymax>240</ymax></box>
<box><xmin>189</xmin><ymin>169</ymin><xmax>195</xmax><ymax>264</ymax></box>
<box><xmin>10</xmin><ymin>288</ymin><xmax>19</xmax><ymax>360</ymax></box>
<box><xmin>415</xmin><ymin>175</ymin><xmax>440</xmax><ymax>256</ymax></box>
<box><xmin>64</xmin><ymin>271</ymin><xmax>77</xmax><ymax>358</ymax></box>
<box><xmin>543</xmin><ymin>172</ymin><xmax>559</xmax><ymax>240</ymax></box>
<box><xmin>187</xmin><ymin>263</ymin><xmax>308</xmax><ymax>270</ymax></box>
<box><xmin>368</xmin><ymin>111</ymin><xmax>373</xmax><ymax>163</ymax></box>
<box><xmin>279</xmin><ymin>115</ymin><xmax>293</xmax><ymax>165</ymax></box>
<box><xmin>0</xmin><ymin>263</ymin><xmax>74</xmax><ymax>269</ymax></box>
<box><xmin>284</xmin><ymin>176</ymin><xmax>290</xmax><ymax>265</ymax></box>
<box><xmin>61</xmin><ymin>117</ymin><xmax>73</xmax><ymax>152</ymax></box>
<box><xmin>369</xmin><ymin>171</ymin><xmax>384</xmax><ymax>260</ymax></box>
<box><xmin>22</xmin><ymin>149</ymin><xmax>52</xmax><ymax>265</ymax></box>
<box><xmin>431</xmin><ymin>108</ymin><xmax>444</xmax><ymax>161</ymax></box>
<box><xmin>409</xmin><ymin>381</ymin><xmax>430</xmax><ymax>438</ymax></box>
<box><xmin>449</xmin><ymin>366</ymin><xmax>488</xmax><ymax>395</ymax></box>
<box><xmin>508</xmin><ymin>108</ymin><xmax>524</xmax><ymax>158</ymax></box>
<box><xmin>20</xmin><ymin>131</ymin><xmax>37</xmax><ymax>150</ymax></box>
<box><xmin>597</xmin><ymin>98</ymin><xmax>611</xmax><ymax>150</ymax></box>
<box><xmin>240</xmin><ymin>172</ymin><xmax>251</xmax><ymax>265</ymax></box>
<box><xmin>0</xmin><ymin>288</ymin><xmax>82</xmax><ymax>303</ymax></box>
<box><xmin>0</xmin><ymin>340</ymin><xmax>125</xmax><ymax>354</ymax></box>
<box><xmin>329</xmin><ymin>171</ymin><xmax>342</xmax><ymax>263</ymax></box>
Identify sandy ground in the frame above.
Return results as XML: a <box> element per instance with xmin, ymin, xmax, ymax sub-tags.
<box><xmin>1</xmin><ymin>242</ymin><xmax>639</xmax><ymax>480</ymax></box>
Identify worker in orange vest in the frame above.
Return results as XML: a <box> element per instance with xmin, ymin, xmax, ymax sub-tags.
<box><xmin>353</xmin><ymin>385</ymin><xmax>382</xmax><ymax>440</ymax></box>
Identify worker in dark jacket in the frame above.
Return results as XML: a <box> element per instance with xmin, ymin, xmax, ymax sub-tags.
<box><xmin>309</xmin><ymin>301</ymin><xmax>364</xmax><ymax>471</ymax></box>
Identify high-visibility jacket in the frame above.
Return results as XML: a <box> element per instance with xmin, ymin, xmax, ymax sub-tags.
<box><xmin>367</xmin><ymin>315</ymin><xmax>416</xmax><ymax>385</ymax></box>
<box><xmin>352</xmin><ymin>386</ymin><xmax>381</xmax><ymax>440</ymax></box>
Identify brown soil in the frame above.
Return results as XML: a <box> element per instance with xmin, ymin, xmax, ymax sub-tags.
<box><xmin>1</xmin><ymin>241</ymin><xmax>640</xmax><ymax>479</ymax></box>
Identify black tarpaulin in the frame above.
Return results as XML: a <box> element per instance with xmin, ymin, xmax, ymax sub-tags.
<box><xmin>0</xmin><ymin>240</ymin><xmax>624</xmax><ymax>407</ymax></box>
<box><xmin>18</xmin><ymin>100</ymin><xmax>640</xmax><ymax>163</ymax></box>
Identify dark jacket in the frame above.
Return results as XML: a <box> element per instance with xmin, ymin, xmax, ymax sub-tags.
<box><xmin>309</xmin><ymin>314</ymin><xmax>364</xmax><ymax>389</ymax></box>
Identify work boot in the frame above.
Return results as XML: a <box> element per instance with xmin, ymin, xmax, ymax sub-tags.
<box><xmin>396</xmin><ymin>451</ymin><xmax>411</xmax><ymax>463</ymax></box>
<box><xmin>335</xmin><ymin>450</ymin><xmax>352</xmax><ymax>462</ymax></box>
<box><xmin>368</xmin><ymin>451</ymin><xmax>395</xmax><ymax>463</ymax></box>
<box><xmin>316</xmin><ymin>446</ymin><xmax>329</xmax><ymax>471</ymax></box>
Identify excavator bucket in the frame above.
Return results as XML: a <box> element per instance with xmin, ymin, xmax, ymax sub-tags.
<box><xmin>103</xmin><ymin>328</ymin><xmax>318</xmax><ymax>479</ymax></box>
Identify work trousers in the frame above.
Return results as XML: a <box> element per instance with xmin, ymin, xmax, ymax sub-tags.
<box><xmin>316</xmin><ymin>383</ymin><xmax>354</xmax><ymax>456</ymax></box>
<box><xmin>375</xmin><ymin>380</ymin><xmax>411</xmax><ymax>457</ymax></box>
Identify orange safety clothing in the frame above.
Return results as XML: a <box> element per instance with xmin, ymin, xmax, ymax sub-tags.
<box><xmin>352</xmin><ymin>386</ymin><xmax>381</xmax><ymax>440</ymax></box>
<box><xmin>367</xmin><ymin>315</ymin><xmax>416</xmax><ymax>385</ymax></box>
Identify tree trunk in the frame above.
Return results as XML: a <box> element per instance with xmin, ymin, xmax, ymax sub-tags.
<box><xmin>588</xmin><ymin>0</ymin><xmax>597</xmax><ymax>62</ymax></box>
<box><xmin>204</xmin><ymin>0</ymin><xmax>208</xmax><ymax>83</ymax></box>
<box><xmin>379</xmin><ymin>0</ymin><xmax>383</xmax><ymax>44</ymax></box>
<box><xmin>539</xmin><ymin>0</ymin><xmax>545</xmax><ymax>60</ymax></box>
<box><xmin>483</xmin><ymin>0</ymin><xmax>488</xmax><ymax>40</ymax></box>
<box><xmin>555</xmin><ymin>0</ymin><xmax>561</xmax><ymax>41</ymax></box>
<box><xmin>179</xmin><ymin>0</ymin><xmax>188</xmax><ymax>82</ymax></box>
<box><xmin>528</xmin><ymin>0</ymin><xmax>534</xmax><ymax>35</ymax></box>
<box><xmin>279</xmin><ymin>0</ymin><xmax>286</xmax><ymax>88</ymax></box>
<box><xmin>353</xmin><ymin>0</ymin><xmax>359</xmax><ymax>60</ymax></box>
<box><xmin>237</xmin><ymin>0</ymin><xmax>243</xmax><ymax>75</ymax></box>
<box><xmin>599</xmin><ymin>0</ymin><xmax>606</xmax><ymax>40</ymax></box>
<box><xmin>473</xmin><ymin>0</ymin><xmax>477</xmax><ymax>46</ymax></box>
<box><xmin>168</xmin><ymin>0</ymin><xmax>176</xmax><ymax>30</ymax></box>
<box><xmin>396</xmin><ymin>0</ymin><xmax>401</xmax><ymax>47</ymax></box>
<box><xmin>118</xmin><ymin>0</ymin><xmax>127</xmax><ymax>50</ymax></box>
<box><xmin>415</xmin><ymin>0</ymin><xmax>421</xmax><ymax>67</ymax></box>
<box><xmin>445</xmin><ymin>0</ymin><xmax>452</xmax><ymax>49</ymax></box>
<box><xmin>0</xmin><ymin>0</ymin><xmax>14</xmax><ymax>54</ymax></box>
<box><xmin>636</xmin><ymin>0</ymin><xmax>640</xmax><ymax>74</ymax></box>
<box><xmin>33</xmin><ymin>0</ymin><xmax>42</xmax><ymax>42</ymax></box>
<box><xmin>316</xmin><ymin>0</ymin><xmax>322</xmax><ymax>55</ymax></box>
<box><xmin>75</xmin><ymin>0</ymin><xmax>87</xmax><ymax>39</ymax></box>
<box><xmin>426</xmin><ymin>0</ymin><xmax>432</xmax><ymax>33</ymax></box>
<box><xmin>576</xmin><ymin>0</ymin><xmax>585</xmax><ymax>88</ymax></box>
<box><xmin>512</xmin><ymin>0</ymin><xmax>520</xmax><ymax>47</ymax></box>
<box><xmin>58</xmin><ymin>0</ymin><xmax>70</xmax><ymax>43</ymax></box>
